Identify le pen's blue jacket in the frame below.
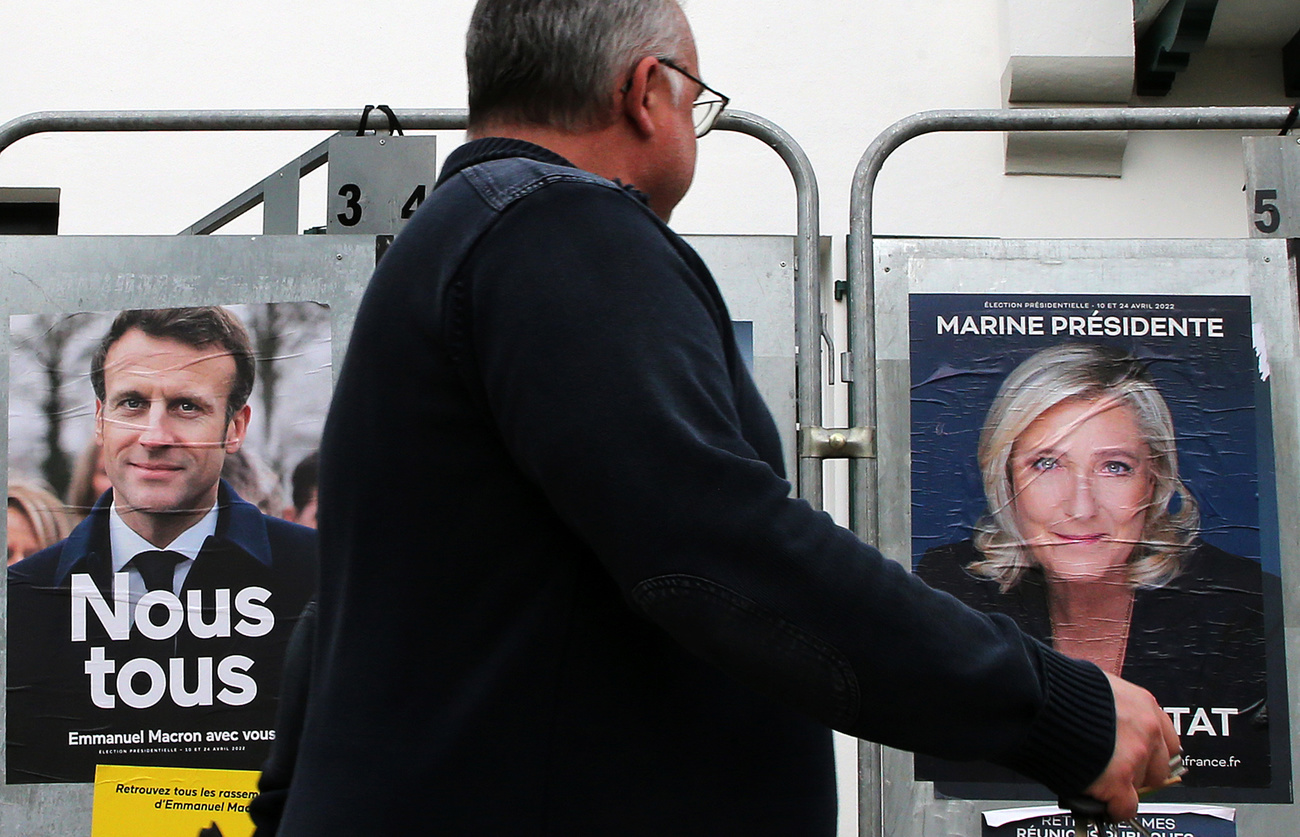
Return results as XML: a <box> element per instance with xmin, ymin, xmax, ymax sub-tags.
<box><xmin>278</xmin><ymin>139</ymin><xmax>1118</xmax><ymax>836</ymax></box>
<box><xmin>6</xmin><ymin>481</ymin><xmax>317</xmax><ymax>784</ymax></box>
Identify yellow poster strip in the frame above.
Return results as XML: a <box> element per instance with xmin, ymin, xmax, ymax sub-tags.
<box><xmin>92</xmin><ymin>764</ymin><xmax>259</xmax><ymax>837</ymax></box>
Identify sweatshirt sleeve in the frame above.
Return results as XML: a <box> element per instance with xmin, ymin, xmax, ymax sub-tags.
<box><xmin>459</xmin><ymin>181</ymin><xmax>1116</xmax><ymax>797</ymax></box>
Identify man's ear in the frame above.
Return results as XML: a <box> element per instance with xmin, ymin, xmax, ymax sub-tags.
<box><xmin>224</xmin><ymin>403</ymin><xmax>252</xmax><ymax>453</ymax></box>
<box><xmin>93</xmin><ymin>400</ymin><xmax>105</xmax><ymax>445</ymax></box>
<box><xmin>621</xmin><ymin>55</ymin><xmax>670</xmax><ymax>139</ymax></box>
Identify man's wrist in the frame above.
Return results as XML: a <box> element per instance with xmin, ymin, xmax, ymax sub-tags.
<box><xmin>995</xmin><ymin>644</ymin><xmax>1116</xmax><ymax>796</ymax></box>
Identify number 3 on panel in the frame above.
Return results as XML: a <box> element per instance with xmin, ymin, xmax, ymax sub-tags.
<box><xmin>337</xmin><ymin>183</ymin><xmax>363</xmax><ymax>227</ymax></box>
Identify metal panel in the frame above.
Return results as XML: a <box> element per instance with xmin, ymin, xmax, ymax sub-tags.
<box><xmin>0</xmin><ymin>232</ymin><xmax>810</xmax><ymax>832</ymax></box>
<box><xmin>684</xmin><ymin>235</ymin><xmax>805</xmax><ymax>484</ymax></box>
<box><xmin>0</xmin><ymin>108</ymin><xmax>825</xmax><ymax>831</ymax></box>
<box><xmin>0</xmin><ymin>236</ymin><xmax>375</xmax><ymax>836</ymax></box>
<box><xmin>325</xmin><ymin>135</ymin><xmax>437</xmax><ymax>236</ymax></box>
<box><xmin>873</xmin><ymin>237</ymin><xmax>1299</xmax><ymax>836</ymax></box>
<box><xmin>1243</xmin><ymin>137</ymin><xmax>1300</xmax><ymax>238</ymax></box>
<box><xmin>261</xmin><ymin>158</ymin><xmax>302</xmax><ymax>235</ymax></box>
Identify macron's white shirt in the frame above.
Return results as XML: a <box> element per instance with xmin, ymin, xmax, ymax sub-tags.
<box><xmin>108</xmin><ymin>501</ymin><xmax>219</xmax><ymax>608</ymax></box>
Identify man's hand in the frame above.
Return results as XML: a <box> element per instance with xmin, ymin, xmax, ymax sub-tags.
<box><xmin>1083</xmin><ymin>672</ymin><xmax>1181</xmax><ymax>821</ymax></box>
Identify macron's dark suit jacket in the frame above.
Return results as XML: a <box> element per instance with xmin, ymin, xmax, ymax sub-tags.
<box><xmin>6</xmin><ymin>481</ymin><xmax>317</xmax><ymax>784</ymax></box>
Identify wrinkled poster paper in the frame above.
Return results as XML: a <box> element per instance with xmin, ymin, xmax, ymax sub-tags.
<box><xmin>910</xmin><ymin>294</ymin><xmax>1288</xmax><ymax>802</ymax></box>
<box><xmin>6</xmin><ymin>303</ymin><xmax>328</xmax><ymax>783</ymax></box>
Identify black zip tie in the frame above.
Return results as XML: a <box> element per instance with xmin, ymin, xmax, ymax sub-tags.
<box><xmin>376</xmin><ymin>105</ymin><xmax>405</xmax><ymax>136</ymax></box>
<box><xmin>1280</xmin><ymin>102</ymin><xmax>1299</xmax><ymax>136</ymax></box>
<box><xmin>355</xmin><ymin>104</ymin><xmax>406</xmax><ymax>136</ymax></box>
<box><xmin>355</xmin><ymin>105</ymin><xmax>375</xmax><ymax>136</ymax></box>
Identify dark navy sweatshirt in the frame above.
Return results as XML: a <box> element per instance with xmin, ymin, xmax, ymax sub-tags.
<box><xmin>275</xmin><ymin>139</ymin><xmax>1116</xmax><ymax>836</ymax></box>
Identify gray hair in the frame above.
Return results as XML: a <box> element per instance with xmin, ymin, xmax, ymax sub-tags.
<box><xmin>968</xmin><ymin>343</ymin><xmax>1199</xmax><ymax>591</ymax></box>
<box><xmin>467</xmin><ymin>0</ymin><xmax>688</xmax><ymax>131</ymax></box>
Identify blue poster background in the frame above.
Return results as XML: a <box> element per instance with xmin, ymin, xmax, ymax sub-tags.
<box><xmin>908</xmin><ymin>292</ymin><xmax>1290</xmax><ymax>803</ymax></box>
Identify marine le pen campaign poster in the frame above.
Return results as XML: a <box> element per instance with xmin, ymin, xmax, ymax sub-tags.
<box><xmin>909</xmin><ymin>293</ymin><xmax>1289</xmax><ymax>804</ymax></box>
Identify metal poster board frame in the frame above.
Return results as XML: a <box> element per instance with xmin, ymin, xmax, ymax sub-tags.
<box><xmin>872</xmin><ymin>237</ymin><xmax>1299</xmax><ymax>836</ymax></box>
<box><xmin>1243</xmin><ymin>136</ymin><xmax>1300</xmax><ymax>239</ymax></box>
<box><xmin>0</xmin><ymin>106</ymin><xmax>823</xmax><ymax>833</ymax></box>
<box><xmin>0</xmin><ymin>231</ymin><xmax>806</xmax><ymax>835</ymax></box>
<box><xmin>0</xmin><ymin>235</ymin><xmax>375</xmax><ymax>835</ymax></box>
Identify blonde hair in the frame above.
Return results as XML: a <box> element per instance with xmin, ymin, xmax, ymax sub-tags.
<box><xmin>9</xmin><ymin>475</ymin><xmax>75</xmax><ymax>557</ymax></box>
<box><xmin>968</xmin><ymin>344</ymin><xmax>1198</xmax><ymax>592</ymax></box>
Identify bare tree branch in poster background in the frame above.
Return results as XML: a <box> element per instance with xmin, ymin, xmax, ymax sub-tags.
<box><xmin>10</xmin><ymin>313</ymin><xmax>99</xmax><ymax>496</ymax></box>
<box><xmin>8</xmin><ymin>304</ymin><xmax>331</xmax><ymax>516</ymax></box>
<box><xmin>241</xmin><ymin>301</ymin><xmax>332</xmax><ymax>477</ymax></box>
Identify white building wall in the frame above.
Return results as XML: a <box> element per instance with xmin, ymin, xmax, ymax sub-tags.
<box><xmin>3</xmin><ymin>1</ymin><xmax>1290</xmax><ymax>241</ymax></box>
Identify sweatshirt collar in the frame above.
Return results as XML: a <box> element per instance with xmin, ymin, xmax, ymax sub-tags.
<box><xmin>436</xmin><ymin>138</ymin><xmax>574</xmax><ymax>186</ymax></box>
<box><xmin>436</xmin><ymin>137</ymin><xmax>652</xmax><ymax>207</ymax></box>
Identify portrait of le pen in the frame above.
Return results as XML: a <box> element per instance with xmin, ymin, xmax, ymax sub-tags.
<box><xmin>910</xmin><ymin>294</ymin><xmax>1279</xmax><ymax>797</ymax></box>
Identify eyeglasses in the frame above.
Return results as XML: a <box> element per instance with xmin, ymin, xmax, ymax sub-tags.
<box><xmin>657</xmin><ymin>57</ymin><xmax>730</xmax><ymax>138</ymax></box>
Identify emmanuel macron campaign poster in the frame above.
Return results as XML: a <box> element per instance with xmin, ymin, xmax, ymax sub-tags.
<box><xmin>909</xmin><ymin>293</ymin><xmax>1290</xmax><ymax>804</ymax></box>
<box><xmin>5</xmin><ymin>303</ymin><xmax>328</xmax><ymax>784</ymax></box>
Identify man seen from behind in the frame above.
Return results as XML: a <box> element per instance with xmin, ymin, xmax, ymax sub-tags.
<box><xmin>278</xmin><ymin>2</ymin><xmax>1180</xmax><ymax>834</ymax></box>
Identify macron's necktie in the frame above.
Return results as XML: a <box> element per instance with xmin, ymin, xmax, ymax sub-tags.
<box><xmin>131</xmin><ymin>550</ymin><xmax>183</xmax><ymax>593</ymax></box>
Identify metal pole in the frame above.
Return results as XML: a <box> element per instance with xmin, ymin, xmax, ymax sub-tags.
<box><xmin>717</xmin><ymin>111</ymin><xmax>824</xmax><ymax>508</ymax></box>
<box><xmin>847</xmin><ymin>105</ymin><xmax>1295</xmax><ymax>837</ymax></box>
<box><xmin>0</xmin><ymin>109</ymin><xmax>469</xmax><ymax>157</ymax></box>
<box><xmin>179</xmin><ymin>137</ymin><xmax>334</xmax><ymax>236</ymax></box>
